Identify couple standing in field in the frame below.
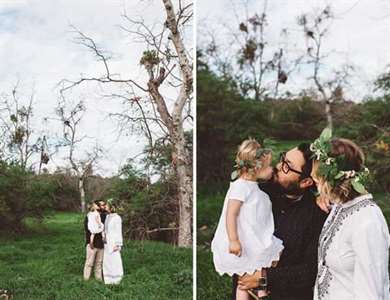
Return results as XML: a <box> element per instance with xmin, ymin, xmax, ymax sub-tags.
<box><xmin>212</xmin><ymin>128</ymin><xmax>390</xmax><ymax>300</ymax></box>
<box><xmin>83</xmin><ymin>200</ymin><xmax>124</xmax><ymax>285</ymax></box>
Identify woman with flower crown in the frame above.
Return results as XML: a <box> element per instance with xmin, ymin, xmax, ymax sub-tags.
<box><xmin>310</xmin><ymin>128</ymin><xmax>390</xmax><ymax>300</ymax></box>
<box><xmin>103</xmin><ymin>199</ymin><xmax>124</xmax><ymax>285</ymax></box>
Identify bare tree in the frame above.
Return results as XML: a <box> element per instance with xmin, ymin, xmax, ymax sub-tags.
<box><xmin>60</xmin><ymin>1</ymin><xmax>193</xmax><ymax>246</ymax></box>
<box><xmin>198</xmin><ymin>28</ymin><xmax>235</xmax><ymax>81</ymax></box>
<box><xmin>203</xmin><ymin>0</ymin><xmax>302</xmax><ymax>101</ymax></box>
<box><xmin>147</xmin><ymin>1</ymin><xmax>193</xmax><ymax>247</ymax></box>
<box><xmin>37</xmin><ymin>135</ymin><xmax>51</xmax><ymax>174</ymax></box>
<box><xmin>235</xmin><ymin>1</ymin><xmax>274</xmax><ymax>100</ymax></box>
<box><xmin>0</xmin><ymin>82</ymin><xmax>43</xmax><ymax>169</ymax></box>
<box><xmin>56</xmin><ymin>97</ymin><xmax>102</xmax><ymax>213</ymax></box>
<box><xmin>298</xmin><ymin>6</ymin><xmax>353</xmax><ymax>129</ymax></box>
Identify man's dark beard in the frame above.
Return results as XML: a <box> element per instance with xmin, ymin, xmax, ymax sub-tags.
<box><xmin>272</xmin><ymin>167</ymin><xmax>304</xmax><ymax>197</ymax></box>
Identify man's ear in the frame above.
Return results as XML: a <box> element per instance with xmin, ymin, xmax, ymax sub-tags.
<box><xmin>299</xmin><ymin>177</ymin><xmax>313</xmax><ymax>189</ymax></box>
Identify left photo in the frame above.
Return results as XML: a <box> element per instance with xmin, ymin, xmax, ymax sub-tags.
<box><xmin>0</xmin><ymin>1</ymin><xmax>193</xmax><ymax>299</ymax></box>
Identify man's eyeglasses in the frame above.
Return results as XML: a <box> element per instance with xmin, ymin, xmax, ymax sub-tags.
<box><xmin>279</xmin><ymin>152</ymin><xmax>303</xmax><ymax>175</ymax></box>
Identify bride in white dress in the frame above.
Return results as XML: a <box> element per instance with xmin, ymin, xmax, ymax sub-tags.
<box><xmin>310</xmin><ymin>130</ymin><xmax>390</xmax><ymax>300</ymax></box>
<box><xmin>103</xmin><ymin>201</ymin><xmax>124</xmax><ymax>285</ymax></box>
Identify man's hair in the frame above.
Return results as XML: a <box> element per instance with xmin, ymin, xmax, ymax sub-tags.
<box><xmin>297</xmin><ymin>142</ymin><xmax>314</xmax><ymax>180</ymax></box>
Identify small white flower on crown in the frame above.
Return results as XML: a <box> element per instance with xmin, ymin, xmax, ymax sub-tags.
<box><xmin>325</xmin><ymin>158</ymin><xmax>333</xmax><ymax>165</ymax></box>
<box><xmin>344</xmin><ymin>170</ymin><xmax>356</xmax><ymax>179</ymax></box>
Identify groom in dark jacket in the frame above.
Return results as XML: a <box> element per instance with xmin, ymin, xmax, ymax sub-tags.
<box><xmin>83</xmin><ymin>201</ymin><xmax>107</xmax><ymax>281</ymax></box>
<box><xmin>233</xmin><ymin>143</ymin><xmax>327</xmax><ymax>300</ymax></box>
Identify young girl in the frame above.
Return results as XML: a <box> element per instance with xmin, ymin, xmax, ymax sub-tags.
<box><xmin>211</xmin><ymin>139</ymin><xmax>284</xmax><ymax>300</ymax></box>
<box><xmin>87</xmin><ymin>201</ymin><xmax>104</xmax><ymax>247</ymax></box>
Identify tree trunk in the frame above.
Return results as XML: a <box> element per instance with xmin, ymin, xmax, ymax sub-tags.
<box><xmin>325</xmin><ymin>100</ymin><xmax>332</xmax><ymax>130</ymax></box>
<box><xmin>173</xmin><ymin>126</ymin><xmax>192</xmax><ymax>247</ymax></box>
<box><xmin>79</xmin><ymin>177</ymin><xmax>86</xmax><ymax>213</ymax></box>
<box><xmin>270</xmin><ymin>107</ymin><xmax>275</xmax><ymax>121</ymax></box>
<box><xmin>143</xmin><ymin>0</ymin><xmax>193</xmax><ymax>247</ymax></box>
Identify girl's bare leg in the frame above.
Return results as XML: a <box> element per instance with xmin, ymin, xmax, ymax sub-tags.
<box><xmin>236</xmin><ymin>287</ymin><xmax>250</xmax><ymax>300</ymax></box>
<box><xmin>257</xmin><ymin>290</ymin><xmax>268</xmax><ymax>298</ymax></box>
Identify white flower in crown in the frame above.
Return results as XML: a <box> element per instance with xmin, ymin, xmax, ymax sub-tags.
<box><xmin>315</xmin><ymin>149</ymin><xmax>322</xmax><ymax>160</ymax></box>
<box><xmin>325</xmin><ymin>158</ymin><xmax>333</xmax><ymax>165</ymax></box>
<box><xmin>310</xmin><ymin>143</ymin><xmax>316</xmax><ymax>152</ymax></box>
<box><xmin>344</xmin><ymin>170</ymin><xmax>356</xmax><ymax>179</ymax></box>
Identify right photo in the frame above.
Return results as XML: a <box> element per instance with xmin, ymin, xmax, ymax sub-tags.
<box><xmin>196</xmin><ymin>1</ymin><xmax>390</xmax><ymax>300</ymax></box>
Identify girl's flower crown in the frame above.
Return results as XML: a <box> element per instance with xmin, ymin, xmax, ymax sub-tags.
<box><xmin>310</xmin><ymin>128</ymin><xmax>369</xmax><ymax>194</ymax></box>
<box><xmin>231</xmin><ymin>148</ymin><xmax>272</xmax><ymax>181</ymax></box>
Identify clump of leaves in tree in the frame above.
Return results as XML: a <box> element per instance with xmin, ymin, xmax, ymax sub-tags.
<box><xmin>140</xmin><ymin>50</ymin><xmax>160</xmax><ymax>70</ymax></box>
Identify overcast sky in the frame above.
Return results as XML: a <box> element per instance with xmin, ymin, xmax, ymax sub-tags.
<box><xmin>2</xmin><ymin>0</ymin><xmax>387</xmax><ymax>175</ymax></box>
<box><xmin>0</xmin><ymin>0</ymin><xmax>192</xmax><ymax>177</ymax></box>
<box><xmin>197</xmin><ymin>0</ymin><xmax>390</xmax><ymax>100</ymax></box>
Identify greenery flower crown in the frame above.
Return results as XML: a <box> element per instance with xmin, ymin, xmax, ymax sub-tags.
<box><xmin>106</xmin><ymin>198</ymin><xmax>117</xmax><ymax>208</ymax></box>
<box><xmin>231</xmin><ymin>148</ymin><xmax>272</xmax><ymax>181</ymax></box>
<box><xmin>310</xmin><ymin>128</ymin><xmax>370</xmax><ymax>194</ymax></box>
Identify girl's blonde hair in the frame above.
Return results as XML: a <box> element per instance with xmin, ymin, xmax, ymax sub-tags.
<box><xmin>313</xmin><ymin>138</ymin><xmax>365</xmax><ymax>203</ymax></box>
<box><xmin>235</xmin><ymin>138</ymin><xmax>269</xmax><ymax>177</ymax></box>
<box><xmin>88</xmin><ymin>201</ymin><xmax>99</xmax><ymax>212</ymax></box>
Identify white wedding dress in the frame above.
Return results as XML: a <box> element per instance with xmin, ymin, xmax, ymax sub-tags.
<box><xmin>103</xmin><ymin>213</ymin><xmax>124</xmax><ymax>284</ymax></box>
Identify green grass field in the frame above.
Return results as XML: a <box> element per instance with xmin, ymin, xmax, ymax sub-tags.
<box><xmin>0</xmin><ymin>212</ymin><xmax>192</xmax><ymax>300</ymax></box>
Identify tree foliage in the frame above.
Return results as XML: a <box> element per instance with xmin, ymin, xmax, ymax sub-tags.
<box><xmin>0</xmin><ymin>161</ymin><xmax>54</xmax><ymax>232</ymax></box>
<box><xmin>197</xmin><ymin>55</ymin><xmax>389</xmax><ymax>193</ymax></box>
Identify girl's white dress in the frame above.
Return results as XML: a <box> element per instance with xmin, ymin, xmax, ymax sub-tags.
<box><xmin>87</xmin><ymin>211</ymin><xmax>104</xmax><ymax>234</ymax></box>
<box><xmin>314</xmin><ymin>194</ymin><xmax>390</xmax><ymax>300</ymax></box>
<box><xmin>211</xmin><ymin>178</ymin><xmax>284</xmax><ymax>276</ymax></box>
<box><xmin>103</xmin><ymin>213</ymin><xmax>124</xmax><ymax>284</ymax></box>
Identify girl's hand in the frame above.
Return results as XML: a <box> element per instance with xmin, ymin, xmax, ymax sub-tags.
<box><xmin>229</xmin><ymin>240</ymin><xmax>242</xmax><ymax>257</ymax></box>
<box><xmin>316</xmin><ymin>195</ymin><xmax>331</xmax><ymax>213</ymax></box>
<box><xmin>113</xmin><ymin>245</ymin><xmax>121</xmax><ymax>252</ymax></box>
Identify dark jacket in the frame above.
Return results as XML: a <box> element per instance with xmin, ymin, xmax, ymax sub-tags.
<box><xmin>84</xmin><ymin>211</ymin><xmax>107</xmax><ymax>249</ymax></box>
<box><xmin>232</xmin><ymin>183</ymin><xmax>327</xmax><ymax>300</ymax></box>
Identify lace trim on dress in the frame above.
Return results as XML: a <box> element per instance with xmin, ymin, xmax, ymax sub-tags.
<box><xmin>317</xmin><ymin>264</ymin><xmax>333</xmax><ymax>300</ymax></box>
